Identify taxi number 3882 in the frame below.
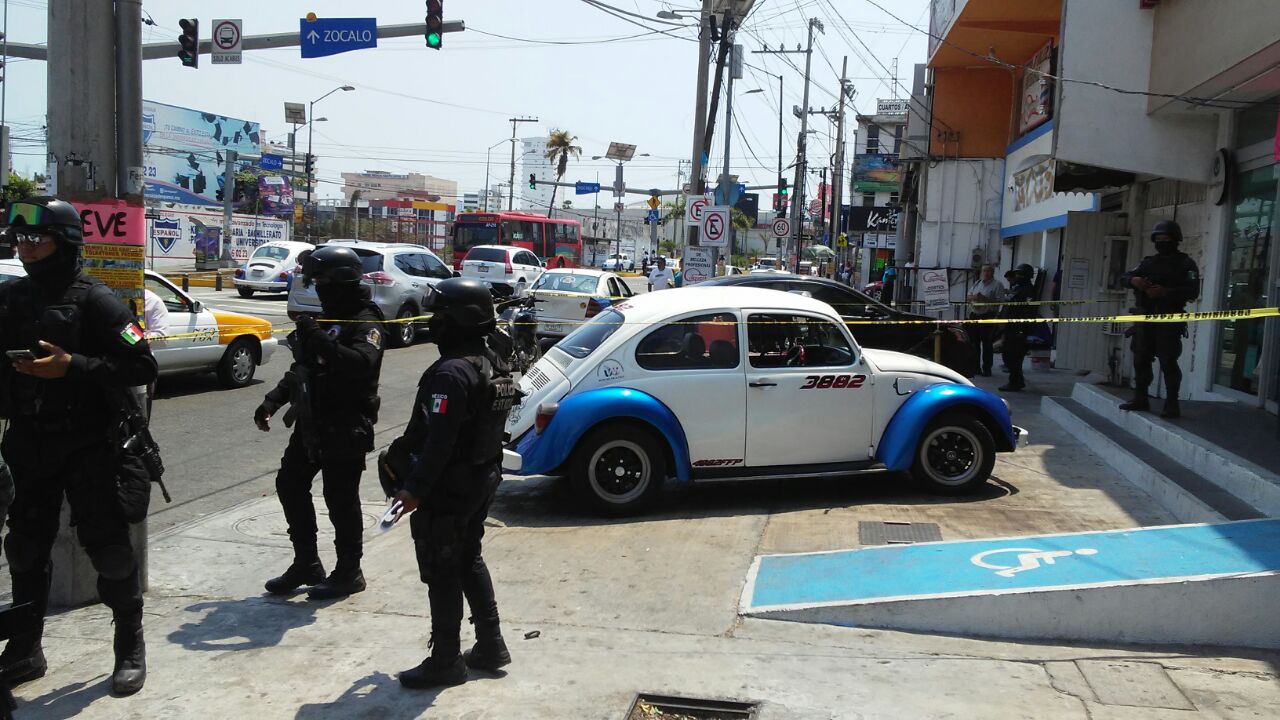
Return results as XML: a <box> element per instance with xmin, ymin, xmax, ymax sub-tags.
<box><xmin>799</xmin><ymin>373</ymin><xmax>867</xmax><ymax>390</ymax></box>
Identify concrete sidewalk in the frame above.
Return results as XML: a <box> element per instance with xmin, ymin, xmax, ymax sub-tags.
<box><xmin>11</xmin><ymin>369</ymin><xmax>1280</xmax><ymax>718</ymax></box>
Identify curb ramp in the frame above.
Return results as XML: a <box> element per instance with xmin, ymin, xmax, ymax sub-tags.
<box><xmin>741</xmin><ymin>519</ymin><xmax>1280</xmax><ymax>649</ymax></box>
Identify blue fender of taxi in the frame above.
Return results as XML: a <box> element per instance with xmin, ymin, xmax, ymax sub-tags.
<box><xmin>875</xmin><ymin>383</ymin><xmax>1016</xmax><ymax>472</ymax></box>
<box><xmin>513</xmin><ymin>387</ymin><xmax>692</xmax><ymax>481</ymax></box>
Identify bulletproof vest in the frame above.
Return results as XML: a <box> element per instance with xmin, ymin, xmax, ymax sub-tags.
<box><xmin>458</xmin><ymin>351</ymin><xmax>518</xmax><ymax>466</ymax></box>
<box><xmin>1132</xmin><ymin>252</ymin><xmax>1197</xmax><ymax>313</ymax></box>
<box><xmin>0</xmin><ymin>275</ymin><xmax>105</xmax><ymax>428</ymax></box>
<box><xmin>306</xmin><ymin>302</ymin><xmax>383</xmax><ymax>424</ymax></box>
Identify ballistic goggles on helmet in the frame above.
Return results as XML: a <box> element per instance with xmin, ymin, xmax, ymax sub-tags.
<box><xmin>6</xmin><ymin>202</ymin><xmax>77</xmax><ymax>246</ymax></box>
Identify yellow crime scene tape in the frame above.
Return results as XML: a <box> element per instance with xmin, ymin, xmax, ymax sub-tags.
<box><xmin>151</xmin><ymin>306</ymin><xmax>1279</xmax><ymax>343</ymax></box>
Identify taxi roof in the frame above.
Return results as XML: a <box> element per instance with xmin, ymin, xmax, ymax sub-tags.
<box><xmin>612</xmin><ymin>285</ymin><xmax>838</xmax><ymax>323</ymax></box>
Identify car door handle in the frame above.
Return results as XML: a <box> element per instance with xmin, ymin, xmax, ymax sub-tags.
<box><xmin>749</xmin><ymin>379</ymin><xmax>777</xmax><ymax>388</ymax></box>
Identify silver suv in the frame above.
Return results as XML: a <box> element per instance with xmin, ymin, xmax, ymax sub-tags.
<box><xmin>287</xmin><ymin>240</ymin><xmax>453</xmax><ymax>347</ymax></box>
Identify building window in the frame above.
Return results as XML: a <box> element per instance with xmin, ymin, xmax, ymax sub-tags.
<box><xmin>862</xmin><ymin>192</ymin><xmax>876</xmax><ymax>207</ymax></box>
<box><xmin>893</xmin><ymin>125</ymin><xmax>903</xmax><ymax>154</ymax></box>
<box><xmin>865</xmin><ymin>124</ymin><xmax>879</xmax><ymax>154</ymax></box>
<box><xmin>889</xmin><ymin>192</ymin><xmax>899</xmax><ymax>207</ymax></box>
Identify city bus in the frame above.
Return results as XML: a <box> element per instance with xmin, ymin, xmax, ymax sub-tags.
<box><xmin>451</xmin><ymin>211</ymin><xmax>584</xmax><ymax>269</ymax></box>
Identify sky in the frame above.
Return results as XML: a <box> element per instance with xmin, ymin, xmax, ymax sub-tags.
<box><xmin>3</xmin><ymin>0</ymin><xmax>932</xmax><ymax>205</ymax></box>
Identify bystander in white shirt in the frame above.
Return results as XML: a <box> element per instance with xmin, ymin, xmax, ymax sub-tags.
<box><xmin>647</xmin><ymin>264</ymin><xmax>675</xmax><ymax>291</ymax></box>
<box><xmin>143</xmin><ymin>289</ymin><xmax>169</xmax><ymax>341</ymax></box>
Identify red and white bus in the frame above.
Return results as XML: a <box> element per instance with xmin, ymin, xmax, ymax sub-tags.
<box><xmin>451</xmin><ymin>211</ymin><xmax>583</xmax><ymax>269</ymax></box>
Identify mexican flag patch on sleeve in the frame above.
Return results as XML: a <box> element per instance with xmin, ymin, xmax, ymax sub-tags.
<box><xmin>120</xmin><ymin>323</ymin><xmax>144</xmax><ymax>345</ymax></box>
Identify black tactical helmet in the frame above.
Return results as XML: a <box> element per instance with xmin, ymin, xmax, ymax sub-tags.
<box><xmin>1151</xmin><ymin>219</ymin><xmax>1183</xmax><ymax>244</ymax></box>
<box><xmin>1015</xmin><ymin>263</ymin><xmax>1035</xmax><ymax>281</ymax></box>
<box><xmin>301</xmin><ymin>245</ymin><xmax>363</xmax><ymax>287</ymax></box>
<box><xmin>425</xmin><ymin>277</ymin><xmax>495</xmax><ymax>329</ymax></box>
<box><xmin>5</xmin><ymin>195</ymin><xmax>84</xmax><ymax>246</ymax></box>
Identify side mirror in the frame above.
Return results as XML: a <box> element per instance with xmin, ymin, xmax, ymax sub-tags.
<box><xmin>452</xmin><ymin>270</ymin><xmax>461</xmax><ymax>278</ymax></box>
<box><xmin>190</xmin><ymin>300</ymin><xmax>203</xmax><ymax>313</ymax></box>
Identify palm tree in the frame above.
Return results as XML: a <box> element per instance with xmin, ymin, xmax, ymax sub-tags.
<box><xmin>543</xmin><ymin>129</ymin><xmax>582</xmax><ymax>218</ymax></box>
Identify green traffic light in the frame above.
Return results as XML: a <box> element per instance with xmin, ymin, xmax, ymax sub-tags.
<box><xmin>426</xmin><ymin>32</ymin><xmax>442</xmax><ymax>48</ymax></box>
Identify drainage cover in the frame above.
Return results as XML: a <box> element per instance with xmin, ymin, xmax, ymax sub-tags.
<box><xmin>858</xmin><ymin>520</ymin><xmax>942</xmax><ymax>546</ymax></box>
<box><xmin>626</xmin><ymin>694</ymin><xmax>758</xmax><ymax>719</ymax></box>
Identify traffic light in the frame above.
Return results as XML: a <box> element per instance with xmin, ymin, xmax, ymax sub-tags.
<box><xmin>778</xmin><ymin>177</ymin><xmax>788</xmax><ymax>198</ymax></box>
<box><xmin>177</xmin><ymin>18</ymin><xmax>199</xmax><ymax>68</ymax></box>
<box><xmin>304</xmin><ymin>154</ymin><xmax>316</xmax><ymax>177</ymax></box>
<box><xmin>425</xmin><ymin>0</ymin><xmax>444</xmax><ymax>50</ymax></box>
<box><xmin>529</xmin><ymin>173</ymin><xmax>537</xmax><ymax>190</ymax></box>
<box><xmin>232</xmin><ymin>180</ymin><xmax>246</xmax><ymax>204</ymax></box>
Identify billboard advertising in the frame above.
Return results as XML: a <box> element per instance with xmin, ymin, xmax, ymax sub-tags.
<box><xmin>257</xmin><ymin>175</ymin><xmax>295</xmax><ymax>216</ymax></box>
<box><xmin>142</xmin><ymin>100</ymin><xmax>260</xmax><ymax>207</ymax></box>
<box><xmin>144</xmin><ymin>205</ymin><xmax>290</xmax><ymax>269</ymax></box>
<box><xmin>851</xmin><ymin>154</ymin><xmax>901</xmax><ymax>193</ymax></box>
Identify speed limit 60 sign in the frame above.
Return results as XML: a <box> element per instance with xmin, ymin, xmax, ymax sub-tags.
<box><xmin>771</xmin><ymin>217</ymin><xmax>791</xmax><ymax>238</ymax></box>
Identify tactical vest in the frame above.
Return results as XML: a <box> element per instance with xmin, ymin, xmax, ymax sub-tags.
<box><xmin>458</xmin><ymin>351</ymin><xmax>519</xmax><ymax>466</ymax></box>
<box><xmin>0</xmin><ymin>275</ymin><xmax>106</xmax><ymax>430</ymax></box>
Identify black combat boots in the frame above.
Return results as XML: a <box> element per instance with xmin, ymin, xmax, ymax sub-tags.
<box><xmin>0</xmin><ymin>641</ymin><xmax>47</xmax><ymax>687</ymax></box>
<box><xmin>1119</xmin><ymin>391</ymin><xmax>1150</xmax><ymax>412</ymax></box>
<box><xmin>264</xmin><ymin>554</ymin><xmax>326</xmax><ymax>595</ymax></box>
<box><xmin>111</xmin><ymin>612</ymin><xmax>146</xmax><ymax>695</ymax></box>
<box><xmin>463</xmin><ymin>616</ymin><xmax>511</xmax><ymax>672</ymax></box>
<box><xmin>307</xmin><ymin>556</ymin><xmax>365</xmax><ymax>600</ymax></box>
<box><xmin>1161</xmin><ymin>397</ymin><xmax>1181</xmax><ymax>418</ymax></box>
<box><xmin>400</xmin><ymin>638</ymin><xmax>467</xmax><ymax>689</ymax></box>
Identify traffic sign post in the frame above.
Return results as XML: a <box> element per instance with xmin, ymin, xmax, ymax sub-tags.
<box><xmin>211</xmin><ymin>19</ymin><xmax>243</xmax><ymax>65</ymax></box>
<box><xmin>284</xmin><ymin>102</ymin><xmax>306</xmax><ymax>125</ymax></box>
<box><xmin>614</xmin><ymin>202</ymin><xmax>625</xmax><ymax>214</ymax></box>
<box><xmin>701</xmin><ymin>206</ymin><xmax>730</xmax><ymax>248</ymax></box>
<box><xmin>686</xmin><ymin>194</ymin><xmax>711</xmax><ymax>226</ymax></box>
<box><xmin>771</xmin><ymin>217</ymin><xmax>791</xmax><ymax>239</ymax></box>
<box><xmin>300</xmin><ymin>17</ymin><xmax>378</xmax><ymax>59</ymax></box>
<box><xmin>260</xmin><ymin>154</ymin><xmax>284</xmax><ymax>171</ymax></box>
<box><xmin>646</xmin><ymin>209</ymin><xmax>660</xmax><ymax>222</ymax></box>
<box><xmin>575</xmin><ymin>181</ymin><xmax>600</xmax><ymax>195</ymax></box>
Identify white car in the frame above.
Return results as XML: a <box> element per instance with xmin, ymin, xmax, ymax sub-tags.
<box><xmin>504</xmin><ymin>286</ymin><xmax>1025</xmax><ymax>515</ymax></box>
<box><xmin>529</xmin><ymin>269</ymin><xmax>633</xmax><ymax>339</ymax></box>
<box><xmin>0</xmin><ymin>260</ymin><xmax>278</xmax><ymax>388</ymax></box>
<box><xmin>460</xmin><ymin>245</ymin><xmax>545</xmax><ymax>297</ymax></box>
<box><xmin>233</xmin><ymin>240</ymin><xmax>313</xmax><ymax>297</ymax></box>
<box><xmin>601</xmin><ymin>253</ymin><xmax>634</xmax><ymax>272</ymax></box>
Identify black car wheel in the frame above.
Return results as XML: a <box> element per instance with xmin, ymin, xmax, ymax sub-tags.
<box><xmin>910</xmin><ymin>412</ymin><xmax>995</xmax><ymax>494</ymax></box>
<box><xmin>570</xmin><ymin>423</ymin><xmax>667</xmax><ymax>516</ymax></box>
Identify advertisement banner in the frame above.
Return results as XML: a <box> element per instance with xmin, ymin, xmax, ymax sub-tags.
<box><xmin>1019</xmin><ymin>42</ymin><xmax>1055</xmax><ymax>136</ymax></box>
<box><xmin>142</xmin><ymin>100</ymin><xmax>260</xmax><ymax>206</ymax></box>
<box><xmin>257</xmin><ymin>175</ymin><xmax>295</xmax><ymax>216</ymax></box>
<box><xmin>75</xmin><ymin>200</ymin><xmax>145</xmax><ymax>318</ymax></box>
<box><xmin>851</xmin><ymin>154</ymin><xmax>901</xmax><ymax>193</ymax></box>
<box><xmin>144</xmin><ymin>205</ymin><xmax>290</xmax><ymax>269</ymax></box>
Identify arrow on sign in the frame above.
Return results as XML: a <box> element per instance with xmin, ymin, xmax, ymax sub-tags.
<box><xmin>307</xmin><ymin>29</ymin><xmax>320</xmax><ymax>43</ymax></box>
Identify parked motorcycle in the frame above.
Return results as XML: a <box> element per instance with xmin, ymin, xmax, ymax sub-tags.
<box><xmin>494</xmin><ymin>293</ymin><xmax>542</xmax><ymax>375</ymax></box>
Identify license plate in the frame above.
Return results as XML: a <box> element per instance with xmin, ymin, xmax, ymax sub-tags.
<box><xmin>541</xmin><ymin>322</ymin><xmax>567</xmax><ymax>335</ymax></box>
<box><xmin>477</xmin><ymin>264</ymin><xmax>489</xmax><ymax>273</ymax></box>
<box><xmin>251</xmin><ymin>269</ymin><xmax>265</xmax><ymax>277</ymax></box>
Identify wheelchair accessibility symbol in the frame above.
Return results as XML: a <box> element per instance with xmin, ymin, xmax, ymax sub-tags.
<box><xmin>971</xmin><ymin>547</ymin><xmax>1099</xmax><ymax>578</ymax></box>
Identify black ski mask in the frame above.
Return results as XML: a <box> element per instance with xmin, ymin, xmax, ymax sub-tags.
<box><xmin>1154</xmin><ymin>239</ymin><xmax>1178</xmax><ymax>255</ymax></box>
<box><xmin>315</xmin><ymin>282</ymin><xmax>367</xmax><ymax>316</ymax></box>
<box><xmin>22</xmin><ymin>241</ymin><xmax>82</xmax><ymax>289</ymax></box>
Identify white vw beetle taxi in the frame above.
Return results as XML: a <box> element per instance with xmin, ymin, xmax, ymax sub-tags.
<box><xmin>504</xmin><ymin>286</ymin><xmax>1025</xmax><ymax>515</ymax></box>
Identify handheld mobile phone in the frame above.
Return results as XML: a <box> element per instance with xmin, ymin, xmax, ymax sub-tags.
<box><xmin>5</xmin><ymin>350</ymin><xmax>36</xmax><ymax>362</ymax></box>
<box><xmin>379</xmin><ymin>500</ymin><xmax>406</xmax><ymax>532</ymax></box>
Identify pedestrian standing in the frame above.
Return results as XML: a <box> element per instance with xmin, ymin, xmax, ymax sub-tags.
<box><xmin>381</xmin><ymin>278</ymin><xmax>517</xmax><ymax>689</ymax></box>
<box><xmin>647</xmin><ymin>256</ymin><xmax>675</xmax><ymax>292</ymax></box>
<box><xmin>0</xmin><ymin>196</ymin><xmax>158</xmax><ymax>694</ymax></box>
<box><xmin>882</xmin><ymin>262</ymin><xmax>898</xmax><ymax>305</ymax></box>
<box><xmin>256</xmin><ymin>246</ymin><xmax>384</xmax><ymax>600</ymax></box>
<box><xmin>967</xmin><ymin>264</ymin><xmax>1005</xmax><ymax>377</ymax></box>
<box><xmin>1119</xmin><ymin>220</ymin><xmax>1200</xmax><ymax>417</ymax></box>
<box><xmin>999</xmin><ymin>264</ymin><xmax>1037</xmax><ymax>392</ymax></box>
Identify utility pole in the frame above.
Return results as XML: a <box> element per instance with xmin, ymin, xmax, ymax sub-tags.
<box><xmin>507</xmin><ymin>116</ymin><xmax>537</xmax><ymax>211</ymax></box>
<box><xmin>687</xmin><ymin>0</ymin><xmax>714</xmax><ymax>253</ymax></box>
<box><xmin>719</xmin><ymin>34</ymin><xmax>739</xmax><ymax>266</ymax></box>
<box><xmin>792</xmin><ymin>18</ymin><xmax>823</xmax><ymax>273</ymax></box>
<box><xmin>831</xmin><ymin>57</ymin><xmax>850</xmax><ymax>264</ymax></box>
<box><xmin>222</xmin><ymin>151</ymin><xmax>237</xmax><ymax>267</ymax></box>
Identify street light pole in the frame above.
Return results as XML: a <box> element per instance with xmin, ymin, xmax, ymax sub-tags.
<box><xmin>484</xmin><ymin>138</ymin><xmax>509</xmax><ymax>213</ymax></box>
<box><xmin>304</xmin><ymin>85</ymin><xmax>354</xmax><ymax>206</ymax></box>
<box><xmin>507</xmin><ymin>116</ymin><xmax>538</xmax><ymax>211</ymax></box>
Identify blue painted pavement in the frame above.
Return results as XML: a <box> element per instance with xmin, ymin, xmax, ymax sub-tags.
<box><xmin>746</xmin><ymin>519</ymin><xmax>1280</xmax><ymax>610</ymax></box>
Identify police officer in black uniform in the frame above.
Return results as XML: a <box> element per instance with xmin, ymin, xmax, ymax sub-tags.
<box><xmin>999</xmin><ymin>263</ymin><xmax>1037</xmax><ymax>392</ymax></box>
<box><xmin>385</xmin><ymin>278</ymin><xmax>517</xmax><ymax>689</ymax></box>
<box><xmin>256</xmin><ymin>246</ymin><xmax>384</xmax><ymax>599</ymax></box>
<box><xmin>1120</xmin><ymin>220</ymin><xmax>1200</xmax><ymax>418</ymax></box>
<box><xmin>0</xmin><ymin>196</ymin><xmax>158</xmax><ymax>694</ymax></box>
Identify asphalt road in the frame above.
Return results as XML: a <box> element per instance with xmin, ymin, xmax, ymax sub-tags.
<box><xmin>150</xmin><ymin>275</ymin><xmax>650</xmax><ymax>535</ymax></box>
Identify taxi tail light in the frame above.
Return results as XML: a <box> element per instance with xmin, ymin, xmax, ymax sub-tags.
<box><xmin>535</xmin><ymin>402</ymin><xmax>559</xmax><ymax>434</ymax></box>
<box><xmin>363</xmin><ymin>271</ymin><xmax>396</xmax><ymax>286</ymax></box>
<box><xmin>234</xmin><ymin>268</ymin><xmax>245</xmax><ymax>279</ymax></box>
<box><xmin>277</xmin><ymin>271</ymin><xmax>289</xmax><ymax>282</ymax></box>
<box><xmin>585</xmin><ymin>298</ymin><xmax>603</xmax><ymax>319</ymax></box>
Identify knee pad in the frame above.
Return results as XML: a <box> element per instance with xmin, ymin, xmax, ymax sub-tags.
<box><xmin>4</xmin><ymin>531</ymin><xmax>44</xmax><ymax>573</ymax></box>
<box><xmin>87</xmin><ymin>543</ymin><xmax>136</xmax><ymax>581</ymax></box>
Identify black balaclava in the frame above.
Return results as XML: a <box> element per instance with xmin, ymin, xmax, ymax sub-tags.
<box><xmin>23</xmin><ymin>240</ymin><xmax>82</xmax><ymax>291</ymax></box>
<box><xmin>316</xmin><ymin>282</ymin><xmax>368</xmax><ymax>317</ymax></box>
<box><xmin>429</xmin><ymin>315</ymin><xmax>492</xmax><ymax>356</ymax></box>
<box><xmin>1154</xmin><ymin>239</ymin><xmax>1178</xmax><ymax>255</ymax></box>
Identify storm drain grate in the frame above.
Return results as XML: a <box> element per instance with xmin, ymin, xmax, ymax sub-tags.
<box><xmin>625</xmin><ymin>694</ymin><xmax>759</xmax><ymax>719</ymax></box>
<box><xmin>859</xmin><ymin>520</ymin><xmax>942</xmax><ymax>546</ymax></box>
